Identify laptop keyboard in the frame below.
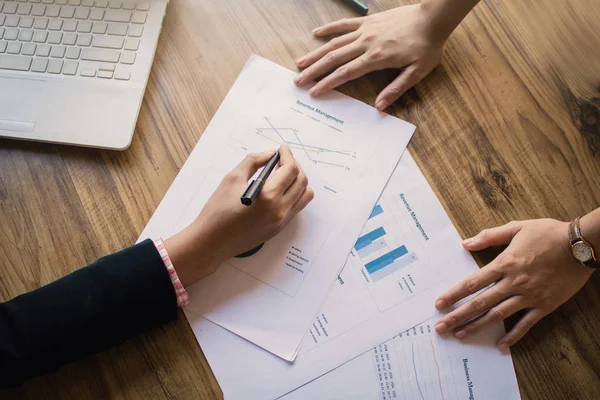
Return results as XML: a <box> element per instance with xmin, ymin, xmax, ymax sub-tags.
<box><xmin>0</xmin><ymin>0</ymin><xmax>150</xmax><ymax>80</ymax></box>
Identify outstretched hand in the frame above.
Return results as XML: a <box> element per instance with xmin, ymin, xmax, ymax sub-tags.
<box><xmin>295</xmin><ymin>4</ymin><xmax>446</xmax><ymax>111</ymax></box>
<box><xmin>434</xmin><ymin>219</ymin><xmax>593</xmax><ymax>350</ymax></box>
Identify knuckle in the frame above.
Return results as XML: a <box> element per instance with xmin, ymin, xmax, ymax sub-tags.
<box><xmin>261</xmin><ymin>189</ymin><xmax>277</xmax><ymax>203</ymax></box>
<box><xmin>500</xmin><ymin>252</ymin><xmax>519</xmax><ymax>269</ymax></box>
<box><xmin>290</xmin><ymin>163</ymin><xmax>301</xmax><ymax>177</ymax></box>
<box><xmin>365</xmin><ymin>47</ymin><xmax>384</xmax><ymax>62</ymax></box>
<box><xmin>506</xmin><ymin>220</ymin><xmax>519</xmax><ymax>229</ymax></box>
<box><xmin>464</xmin><ymin>277</ymin><xmax>479</xmax><ymax>294</ymax></box>
<box><xmin>479</xmin><ymin>228</ymin><xmax>491</xmax><ymax>241</ymax></box>
<box><xmin>386</xmin><ymin>86</ymin><xmax>402</xmax><ymax>97</ymax></box>
<box><xmin>329</xmin><ymin>36</ymin><xmax>343</xmax><ymax>48</ymax></box>
<box><xmin>513</xmin><ymin>273</ymin><xmax>530</xmax><ymax>287</ymax></box>
<box><xmin>471</xmin><ymin>297</ymin><xmax>488</xmax><ymax>313</ymax></box>
<box><xmin>336</xmin><ymin>66</ymin><xmax>350</xmax><ymax>79</ymax></box>
<box><xmin>446</xmin><ymin>315</ymin><xmax>458</xmax><ymax>328</ymax></box>
<box><xmin>275</xmin><ymin>210</ymin><xmax>288</xmax><ymax>225</ymax></box>
<box><xmin>326</xmin><ymin>51</ymin><xmax>339</xmax><ymax>64</ymax></box>
<box><xmin>299</xmin><ymin>173</ymin><xmax>309</xmax><ymax>187</ymax></box>
<box><xmin>362</xmin><ymin>32</ymin><xmax>378</xmax><ymax>43</ymax></box>
<box><xmin>223</xmin><ymin>171</ymin><xmax>238</xmax><ymax>184</ymax></box>
<box><xmin>244</xmin><ymin>153</ymin><xmax>259</xmax><ymax>165</ymax></box>
<box><xmin>490</xmin><ymin>307</ymin><xmax>505</xmax><ymax>321</ymax></box>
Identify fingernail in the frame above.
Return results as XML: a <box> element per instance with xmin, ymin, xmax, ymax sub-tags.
<box><xmin>263</xmin><ymin>148</ymin><xmax>276</xmax><ymax>155</ymax></box>
<box><xmin>375</xmin><ymin>100</ymin><xmax>387</xmax><ymax>111</ymax></box>
<box><xmin>455</xmin><ymin>330</ymin><xmax>467</xmax><ymax>339</ymax></box>
<box><xmin>435</xmin><ymin>299</ymin><xmax>446</xmax><ymax>310</ymax></box>
<box><xmin>435</xmin><ymin>322</ymin><xmax>447</xmax><ymax>333</ymax></box>
<box><xmin>462</xmin><ymin>238</ymin><xmax>474</xmax><ymax>247</ymax></box>
<box><xmin>312</xmin><ymin>27</ymin><xmax>322</xmax><ymax>35</ymax></box>
<box><xmin>296</xmin><ymin>56</ymin><xmax>307</xmax><ymax>67</ymax></box>
<box><xmin>498</xmin><ymin>342</ymin><xmax>508</xmax><ymax>350</ymax></box>
<box><xmin>294</xmin><ymin>74</ymin><xmax>304</xmax><ymax>85</ymax></box>
<box><xmin>309</xmin><ymin>87</ymin><xmax>319</xmax><ymax>97</ymax></box>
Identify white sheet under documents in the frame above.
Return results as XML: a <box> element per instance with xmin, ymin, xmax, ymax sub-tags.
<box><xmin>139</xmin><ymin>55</ymin><xmax>414</xmax><ymax>360</ymax></box>
<box><xmin>284</xmin><ymin>315</ymin><xmax>520</xmax><ymax>400</ymax></box>
<box><xmin>186</xmin><ymin>152</ymin><xmax>519</xmax><ymax>399</ymax></box>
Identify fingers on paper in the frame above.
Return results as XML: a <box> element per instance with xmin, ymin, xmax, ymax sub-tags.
<box><xmin>452</xmin><ymin>295</ymin><xmax>527</xmax><ymax>339</ymax></box>
<box><xmin>435</xmin><ymin>265</ymin><xmax>503</xmax><ymax>312</ymax></box>
<box><xmin>435</xmin><ymin>281</ymin><xmax>508</xmax><ymax>333</ymax></box>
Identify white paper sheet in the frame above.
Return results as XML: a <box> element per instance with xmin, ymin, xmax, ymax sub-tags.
<box><xmin>139</xmin><ymin>55</ymin><xmax>414</xmax><ymax>360</ymax></box>
<box><xmin>186</xmin><ymin>152</ymin><xmax>493</xmax><ymax>400</ymax></box>
<box><xmin>283</xmin><ymin>316</ymin><xmax>520</xmax><ymax>400</ymax></box>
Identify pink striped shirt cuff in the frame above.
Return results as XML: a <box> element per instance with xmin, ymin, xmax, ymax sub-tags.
<box><xmin>153</xmin><ymin>237</ymin><xmax>190</xmax><ymax>307</ymax></box>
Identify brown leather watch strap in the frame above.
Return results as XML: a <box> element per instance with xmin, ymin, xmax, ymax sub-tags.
<box><xmin>568</xmin><ymin>217</ymin><xmax>579</xmax><ymax>244</ymax></box>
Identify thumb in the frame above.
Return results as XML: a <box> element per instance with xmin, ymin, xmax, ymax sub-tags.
<box><xmin>463</xmin><ymin>221</ymin><xmax>523</xmax><ymax>251</ymax></box>
<box><xmin>236</xmin><ymin>149</ymin><xmax>277</xmax><ymax>180</ymax></box>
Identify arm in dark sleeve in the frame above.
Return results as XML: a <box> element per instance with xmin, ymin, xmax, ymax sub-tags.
<box><xmin>0</xmin><ymin>239</ymin><xmax>178</xmax><ymax>388</ymax></box>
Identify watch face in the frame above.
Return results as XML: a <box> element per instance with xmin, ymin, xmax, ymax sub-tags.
<box><xmin>573</xmin><ymin>242</ymin><xmax>593</xmax><ymax>262</ymax></box>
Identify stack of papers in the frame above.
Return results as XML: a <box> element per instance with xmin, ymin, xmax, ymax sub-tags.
<box><xmin>140</xmin><ymin>55</ymin><xmax>520</xmax><ymax>399</ymax></box>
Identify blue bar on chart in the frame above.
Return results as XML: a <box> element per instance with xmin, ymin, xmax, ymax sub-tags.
<box><xmin>357</xmin><ymin>238</ymin><xmax>388</xmax><ymax>258</ymax></box>
<box><xmin>370</xmin><ymin>253</ymin><xmax>418</xmax><ymax>281</ymax></box>
<box><xmin>355</xmin><ymin>227</ymin><xmax>387</xmax><ymax>251</ymax></box>
<box><xmin>365</xmin><ymin>245</ymin><xmax>411</xmax><ymax>275</ymax></box>
<box><xmin>368</xmin><ymin>204</ymin><xmax>384</xmax><ymax>219</ymax></box>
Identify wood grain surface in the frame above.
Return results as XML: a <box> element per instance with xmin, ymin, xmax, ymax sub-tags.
<box><xmin>1</xmin><ymin>0</ymin><xmax>599</xmax><ymax>398</ymax></box>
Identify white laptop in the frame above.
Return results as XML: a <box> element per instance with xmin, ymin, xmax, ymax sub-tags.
<box><xmin>0</xmin><ymin>0</ymin><xmax>168</xmax><ymax>149</ymax></box>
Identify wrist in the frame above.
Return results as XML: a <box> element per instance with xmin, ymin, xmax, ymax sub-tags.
<box><xmin>164</xmin><ymin>224</ymin><xmax>223</xmax><ymax>287</ymax></box>
<box><xmin>419</xmin><ymin>0</ymin><xmax>480</xmax><ymax>42</ymax></box>
<box><xmin>579</xmin><ymin>208</ymin><xmax>600</xmax><ymax>251</ymax></box>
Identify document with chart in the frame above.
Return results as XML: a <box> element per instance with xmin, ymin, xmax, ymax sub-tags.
<box><xmin>283</xmin><ymin>316</ymin><xmax>520</xmax><ymax>400</ymax></box>
<box><xmin>139</xmin><ymin>55</ymin><xmax>414</xmax><ymax>361</ymax></box>
<box><xmin>186</xmin><ymin>152</ymin><xmax>511</xmax><ymax>399</ymax></box>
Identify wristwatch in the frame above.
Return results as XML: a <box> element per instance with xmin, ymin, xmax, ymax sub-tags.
<box><xmin>568</xmin><ymin>217</ymin><xmax>599</xmax><ymax>268</ymax></box>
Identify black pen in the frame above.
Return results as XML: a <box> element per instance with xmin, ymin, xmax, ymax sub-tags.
<box><xmin>240</xmin><ymin>149</ymin><xmax>281</xmax><ymax>206</ymax></box>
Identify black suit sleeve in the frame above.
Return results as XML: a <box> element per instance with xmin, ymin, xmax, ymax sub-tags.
<box><xmin>0</xmin><ymin>239</ymin><xmax>178</xmax><ymax>388</ymax></box>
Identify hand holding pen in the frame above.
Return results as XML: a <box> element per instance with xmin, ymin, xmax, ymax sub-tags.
<box><xmin>167</xmin><ymin>144</ymin><xmax>314</xmax><ymax>281</ymax></box>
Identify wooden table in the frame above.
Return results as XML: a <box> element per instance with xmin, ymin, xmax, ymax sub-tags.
<box><xmin>2</xmin><ymin>0</ymin><xmax>599</xmax><ymax>398</ymax></box>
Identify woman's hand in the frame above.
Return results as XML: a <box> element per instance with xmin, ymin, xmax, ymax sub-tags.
<box><xmin>434</xmin><ymin>219</ymin><xmax>594</xmax><ymax>350</ymax></box>
<box><xmin>294</xmin><ymin>4</ymin><xmax>446</xmax><ymax>111</ymax></box>
<box><xmin>166</xmin><ymin>145</ymin><xmax>314</xmax><ymax>286</ymax></box>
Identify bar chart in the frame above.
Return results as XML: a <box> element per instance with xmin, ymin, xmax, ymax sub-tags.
<box><xmin>354</xmin><ymin>204</ymin><xmax>419</xmax><ymax>283</ymax></box>
<box><xmin>350</xmin><ymin>199</ymin><xmax>431</xmax><ymax>312</ymax></box>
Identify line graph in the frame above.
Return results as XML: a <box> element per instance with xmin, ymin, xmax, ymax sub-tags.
<box><xmin>430</xmin><ymin>339</ymin><xmax>445</xmax><ymax>400</ymax></box>
<box><xmin>412</xmin><ymin>343</ymin><xmax>425</xmax><ymax>400</ymax></box>
<box><xmin>255</xmin><ymin>116</ymin><xmax>357</xmax><ymax>169</ymax></box>
<box><xmin>228</xmin><ymin>108</ymin><xmax>376</xmax><ymax>193</ymax></box>
<box><xmin>372</xmin><ymin>323</ymin><xmax>460</xmax><ymax>400</ymax></box>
